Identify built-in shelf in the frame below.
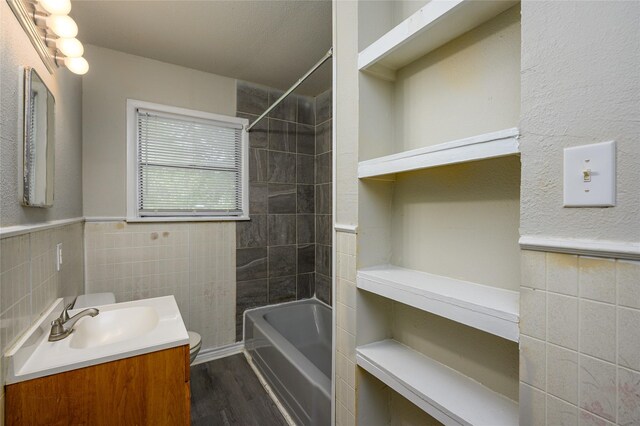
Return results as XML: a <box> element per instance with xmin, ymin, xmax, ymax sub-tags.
<box><xmin>356</xmin><ymin>339</ymin><xmax>518</xmax><ymax>426</ymax></box>
<box><xmin>357</xmin><ymin>265</ymin><xmax>519</xmax><ymax>342</ymax></box>
<box><xmin>358</xmin><ymin>128</ymin><xmax>519</xmax><ymax>179</ymax></box>
<box><xmin>358</xmin><ymin>0</ymin><xmax>518</xmax><ymax>80</ymax></box>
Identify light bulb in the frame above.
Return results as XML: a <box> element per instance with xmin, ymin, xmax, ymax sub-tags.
<box><xmin>56</xmin><ymin>38</ymin><xmax>83</xmax><ymax>57</ymax></box>
<box><xmin>64</xmin><ymin>57</ymin><xmax>89</xmax><ymax>75</ymax></box>
<box><xmin>38</xmin><ymin>0</ymin><xmax>71</xmax><ymax>15</ymax></box>
<box><xmin>46</xmin><ymin>15</ymin><xmax>78</xmax><ymax>38</ymax></box>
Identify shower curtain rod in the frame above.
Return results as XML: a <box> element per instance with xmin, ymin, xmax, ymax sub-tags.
<box><xmin>246</xmin><ymin>47</ymin><xmax>333</xmax><ymax>132</ymax></box>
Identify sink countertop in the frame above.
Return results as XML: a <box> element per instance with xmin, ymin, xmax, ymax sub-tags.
<box><xmin>4</xmin><ymin>296</ymin><xmax>189</xmax><ymax>384</ymax></box>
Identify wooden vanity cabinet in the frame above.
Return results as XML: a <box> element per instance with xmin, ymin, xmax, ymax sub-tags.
<box><xmin>5</xmin><ymin>344</ymin><xmax>190</xmax><ymax>425</ymax></box>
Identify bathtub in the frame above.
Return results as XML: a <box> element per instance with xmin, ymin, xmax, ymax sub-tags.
<box><xmin>244</xmin><ymin>299</ymin><xmax>332</xmax><ymax>426</ymax></box>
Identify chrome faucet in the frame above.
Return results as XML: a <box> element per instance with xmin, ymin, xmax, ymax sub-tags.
<box><xmin>49</xmin><ymin>300</ymin><xmax>99</xmax><ymax>342</ymax></box>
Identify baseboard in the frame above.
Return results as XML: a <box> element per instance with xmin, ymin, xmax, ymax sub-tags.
<box><xmin>192</xmin><ymin>342</ymin><xmax>244</xmax><ymax>366</ymax></box>
<box><xmin>519</xmin><ymin>235</ymin><xmax>640</xmax><ymax>261</ymax></box>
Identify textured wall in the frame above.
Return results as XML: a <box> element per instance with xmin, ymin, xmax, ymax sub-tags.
<box><xmin>0</xmin><ymin>1</ymin><xmax>83</xmax><ymax>227</ymax></box>
<box><xmin>0</xmin><ymin>223</ymin><xmax>84</xmax><ymax>422</ymax></box>
<box><xmin>84</xmin><ymin>221</ymin><xmax>236</xmax><ymax>351</ymax></box>
<box><xmin>520</xmin><ymin>1</ymin><xmax>640</xmax><ymax>243</ymax></box>
<box><xmin>234</xmin><ymin>82</ymin><xmax>332</xmax><ymax>340</ymax></box>
<box><xmin>81</xmin><ymin>45</ymin><xmax>237</xmax><ymax>217</ymax></box>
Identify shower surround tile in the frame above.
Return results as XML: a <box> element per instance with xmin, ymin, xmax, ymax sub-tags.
<box><xmin>520</xmin><ymin>250</ymin><xmax>638</xmax><ymax>426</ymax></box>
<box><xmin>235</xmin><ymin>82</ymin><xmax>332</xmax><ymax>341</ymax></box>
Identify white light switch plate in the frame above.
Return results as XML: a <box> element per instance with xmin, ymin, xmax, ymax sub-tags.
<box><xmin>563</xmin><ymin>141</ymin><xmax>616</xmax><ymax>207</ymax></box>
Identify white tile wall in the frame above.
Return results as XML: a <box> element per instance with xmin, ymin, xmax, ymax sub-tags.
<box><xmin>520</xmin><ymin>250</ymin><xmax>640</xmax><ymax>426</ymax></box>
<box><xmin>84</xmin><ymin>221</ymin><xmax>236</xmax><ymax>351</ymax></box>
<box><xmin>0</xmin><ymin>223</ymin><xmax>84</xmax><ymax>426</ymax></box>
<box><xmin>335</xmin><ymin>231</ymin><xmax>356</xmax><ymax>426</ymax></box>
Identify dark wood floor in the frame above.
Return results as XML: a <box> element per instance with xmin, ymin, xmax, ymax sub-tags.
<box><xmin>190</xmin><ymin>354</ymin><xmax>288</xmax><ymax>426</ymax></box>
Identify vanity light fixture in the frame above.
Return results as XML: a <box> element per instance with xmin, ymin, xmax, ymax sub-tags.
<box><xmin>37</xmin><ymin>0</ymin><xmax>71</xmax><ymax>15</ymax></box>
<box><xmin>45</xmin><ymin>14</ymin><xmax>78</xmax><ymax>38</ymax></box>
<box><xmin>55</xmin><ymin>37</ymin><xmax>83</xmax><ymax>57</ymax></box>
<box><xmin>19</xmin><ymin>0</ymin><xmax>90</xmax><ymax>75</ymax></box>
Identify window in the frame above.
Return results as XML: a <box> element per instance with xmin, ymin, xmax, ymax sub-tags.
<box><xmin>127</xmin><ymin>100</ymin><xmax>248</xmax><ymax>221</ymax></box>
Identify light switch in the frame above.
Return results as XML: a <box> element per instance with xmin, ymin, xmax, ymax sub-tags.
<box><xmin>563</xmin><ymin>141</ymin><xmax>616</xmax><ymax>207</ymax></box>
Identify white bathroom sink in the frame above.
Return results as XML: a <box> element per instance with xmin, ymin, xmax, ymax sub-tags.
<box><xmin>70</xmin><ymin>306</ymin><xmax>160</xmax><ymax>349</ymax></box>
<box><xmin>4</xmin><ymin>296</ymin><xmax>188</xmax><ymax>384</ymax></box>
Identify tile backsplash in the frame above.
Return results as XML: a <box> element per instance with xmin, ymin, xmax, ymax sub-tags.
<box><xmin>0</xmin><ymin>222</ymin><xmax>84</xmax><ymax>422</ymax></box>
<box><xmin>84</xmin><ymin>221</ymin><xmax>236</xmax><ymax>351</ymax></box>
<box><xmin>519</xmin><ymin>251</ymin><xmax>640</xmax><ymax>426</ymax></box>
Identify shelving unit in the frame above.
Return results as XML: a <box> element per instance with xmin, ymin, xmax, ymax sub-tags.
<box><xmin>353</xmin><ymin>1</ymin><xmax>522</xmax><ymax>423</ymax></box>
<box><xmin>356</xmin><ymin>340</ymin><xmax>519</xmax><ymax>426</ymax></box>
<box><xmin>358</xmin><ymin>0</ymin><xmax>518</xmax><ymax>80</ymax></box>
<box><xmin>357</xmin><ymin>265</ymin><xmax>519</xmax><ymax>342</ymax></box>
<box><xmin>358</xmin><ymin>128</ymin><xmax>519</xmax><ymax>179</ymax></box>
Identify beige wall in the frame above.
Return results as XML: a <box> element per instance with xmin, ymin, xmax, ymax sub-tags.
<box><xmin>81</xmin><ymin>45</ymin><xmax>237</xmax><ymax>217</ymax></box>
<box><xmin>0</xmin><ymin>1</ymin><xmax>83</xmax><ymax>227</ymax></box>
<box><xmin>520</xmin><ymin>1</ymin><xmax>640</xmax><ymax>243</ymax></box>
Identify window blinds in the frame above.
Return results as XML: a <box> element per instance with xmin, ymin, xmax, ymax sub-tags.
<box><xmin>136</xmin><ymin>108</ymin><xmax>244</xmax><ymax>216</ymax></box>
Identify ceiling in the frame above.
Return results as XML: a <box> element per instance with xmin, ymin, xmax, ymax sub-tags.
<box><xmin>71</xmin><ymin>1</ymin><xmax>332</xmax><ymax>95</ymax></box>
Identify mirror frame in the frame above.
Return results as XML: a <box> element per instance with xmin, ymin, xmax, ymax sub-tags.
<box><xmin>18</xmin><ymin>66</ymin><xmax>55</xmax><ymax>208</ymax></box>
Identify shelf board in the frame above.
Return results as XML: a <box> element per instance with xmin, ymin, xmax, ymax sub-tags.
<box><xmin>357</xmin><ymin>265</ymin><xmax>519</xmax><ymax>342</ymax></box>
<box><xmin>358</xmin><ymin>0</ymin><xmax>519</xmax><ymax>80</ymax></box>
<box><xmin>356</xmin><ymin>339</ymin><xmax>519</xmax><ymax>426</ymax></box>
<box><xmin>358</xmin><ymin>128</ymin><xmax>519</xmax><ymax>179</ymax></box>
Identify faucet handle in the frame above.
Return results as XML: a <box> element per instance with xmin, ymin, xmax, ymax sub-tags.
<box><xmin>50</xmin><ymin>317</ymin><xmax>64</xmax><ymax>335</ymax></box>
<box><xmin>59</xmin><ymin>298</ymin><xmax>76</xmax><ymax>322</ymax></box>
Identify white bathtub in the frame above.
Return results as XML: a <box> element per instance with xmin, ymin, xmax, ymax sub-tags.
<box><xmin>244</xmin><ymin>299</ymin><xmax>332</xmax><ymax>426</ymax></box>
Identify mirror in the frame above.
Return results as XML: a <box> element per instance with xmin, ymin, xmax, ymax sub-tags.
<box><xmin>19</xmin><ymin>67</ymin><xmax>55</xmax><ymax>207</ymax></box>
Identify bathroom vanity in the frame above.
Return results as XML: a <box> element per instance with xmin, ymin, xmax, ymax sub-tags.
<box><xmin>3</xmin><ymin>296</ymin><xmax>190</xmax><ymax>425</ymax></box>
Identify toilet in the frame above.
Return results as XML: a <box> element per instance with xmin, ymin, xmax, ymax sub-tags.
<box><xmin>73</xmin><ymin>293</ymin><xmax>202</xmax><ymax>364</ymax></box>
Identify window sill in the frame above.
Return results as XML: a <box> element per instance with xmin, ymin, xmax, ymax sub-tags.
<box><xmin>126</xmin><ymin>216</ymin><xmax>250</xmax><ymax>223</ymax></box>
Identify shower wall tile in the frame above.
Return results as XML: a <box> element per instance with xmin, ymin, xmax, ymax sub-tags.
<box><xmin>297</xmin><ymin>124</ymin><xmax>316</xmax><ymax>155</ymax></box>
<box><xmin>269</xmin><ymin>119</ymin><xmax>296</xmax><ymax>153</ymax></box>
<box><xmin>298</xmin><ymin>244</ymin><xmax>315</xmax><ymax>274</ymax></box>
<box><xmin>316</xmin><ymin>244</ymin><xmax>332</xmax><ymax>277</ymax></box>
<box><xmin>268</xmin><ymin>215</ymin><xmax>296</xmax><ymax>246</ymax></box>
<box><xmin>236</xmin><ymin>215</ymin><xmax>267</xmax><ymax>249</ymax></box>
<box><xmin>520</xmin><ymin>250</ymin><xmax>640</xmax><ymax>426</ymax></box>
<box><xmin>316</xmin><ymin>120</ymin><xmax>332</xmax><ymax>155</ymax></box>
<box><xmin>269</xmin><ymin>245</ymin><xmax>296</xmax><ymax>278</ymax></box>
<box><xmin>316</xmin><ymin>151</ymin><xmax>332</xmax><ymax>184</ymax></box>
<box><xmin>297</xmin><ymin>214</ymin><xmax>315</xmax><ymax>244</ymax></box>
<box><xmin>249</xmin><ymin>183</ymin><xmax>268</xmax><ymax>214</ymax></box>
<box><xmin>297</xmin><ymin>95</ymin><xmax>315</xmax><ymax>125</ymax></box>
<box><xmin>236</xmin><ymin>81</ymin><xmax>332</xmax><ymax>341</ymax></box>
<box><xmin>316</xmin><ymin>183</ymin><xmax>332</xmax><ymax>215</ymax></box>
<box><xmin>268</xmin><ymin>151</ymin><xmax>296</xmax><ymax>183</ymax></box>
<box><xmin>316</xmin><ymin>215</ymin><xmax>332</xmax><ymax>246</ymax></box>
<box><xmin>268</xmin><ymin>89</ymin><xmax>297</xmax><ymax>122</ymax></box>
<box><xmin>238</xmin><ymin>112</ymin><xmax>268</xmax><ymax>149</ymax></box>
<box><xmin>249</xmin><ymin>148</ymin><xmax>268</xmax><ymax>182</ymax></box>
<box><xmin>85</xmin><ymin>221</ymin><xmax>236</xmax><ymax>351</ymax></box>
<box><xmin>297</xmin><ymin>273</ymin><xmax>314</xmax><ymax>299</ymax></box>
<box><xmin>236</xmin><ymin>247</ymin><xmax>268</xmax><ymax>281</ymax></box>
<box><xmin>268</xmin><ymin>183</ymin><xmax>296</xmax><ymax>214</ymax></box>
<box><xmin>297</xmin><ymin>154</ymin><xmax>315</xmax><ymax>184</ymax></box>
<box><xmin>269</xmin><ymin>275</ymin><xmax>296</xmax><ymax>303</ymax></box>
<box><xmin>237</xmin><ymin>81</ymin><xmax>269</xmax><ymax>115</ymax></box>
<box><xmin>297</xmin><ymin>184</ymin><xmax>315</xmax><ymax>213</ymax></box>
<box><xmin>316</xmin><ymin>89</ymin><xmax>332</xmax><ymax>124</ymax></box>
